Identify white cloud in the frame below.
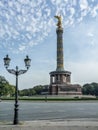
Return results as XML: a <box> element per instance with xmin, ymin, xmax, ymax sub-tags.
<box><xmin>8</xmin><ymin>1</ymin><xmax>13</xmax><ymax>7</ymax></box>
<box><xmin>91</xmin><ymin>4</ymin><xmax>98</xmax><ymax>17</ymax></box>
<box><xmin>81</xmin><ymin>9</ymin><xmax>90</xmax><ymax>17</ymax></box>
<box><xmin>87</xmin><ymin>32</ymin><xmax>94</xmax><ymax>37</ymax></box>
<box><xmin>77</xmin><ymin>16</ymin><xmax>83</xmax><ymax>22</ymax></box>
<box><xmin>72</xmin><ymin>0</ymin><xmax>77</xmax><ymax>6</ymax></box>
<box><xmin>26</xmin><ymin>33</ymin><xmax>32</xmax><ymax>40</ymax></box>
<box><xmin>19</xmin><ymin>45</ymin><xmax>26</xmax><ymax>51</ymax></box>
<box><xmin>45</xmin><ymin>8</ymin><xmax>51</xmax><ymax>16</ymax></box>
<box><xmin>79</xmin><ymin>0</ymin><xmax>88</xmax><ymax>10</ymax></box>
<box><xmin>51</xmin><ymin>0</ymin><xmax>63</xmax><ymax>5</ymax></box>
<box><xmin>70</xmin><ymin>7</ymin><xmax>75</xmax><ymax>15</ymax></box>
<box><xmin>0</xmin><ymin>0</ymin><xmax>98</xmax><ymax>53</ymax></box>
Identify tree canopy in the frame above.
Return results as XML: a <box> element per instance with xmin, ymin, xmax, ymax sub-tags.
<box><xmin>0</xmin><ymin>76</ymin><xmax>15</xmax><ymax>97</ymax></box>
<box><xmin>82</xmin><ymin>82</ymin><xmax>98</xmax><ymax>96</ymax></box>
<box><xmin>19</xmin><ymin>85</ymin><xmax>48</xmax><ymax>96</ymax></box>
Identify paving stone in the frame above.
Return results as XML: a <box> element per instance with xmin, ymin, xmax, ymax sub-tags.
<box><xmin>0</xmin><ymin>120</ymin><xmax>98</xmax><ymax>130</ymax></box>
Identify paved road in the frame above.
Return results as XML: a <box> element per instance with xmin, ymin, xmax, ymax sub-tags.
<box><xmin>0</xmin><ymin>101</ymin><xmax>98</xmax><ymax>122</ymax></box>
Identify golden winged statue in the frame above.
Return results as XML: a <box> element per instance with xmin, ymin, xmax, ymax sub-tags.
<box><xmin>54</xmin><ymin>15</ymin><xmax>62</xmax><ymax>28</ymax></box>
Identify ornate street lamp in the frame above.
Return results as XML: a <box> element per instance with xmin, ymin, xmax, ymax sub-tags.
<box><xmin>3</xmin><ymin>55</ymin><xmax>31</xmax><ymax>125</ymax></box>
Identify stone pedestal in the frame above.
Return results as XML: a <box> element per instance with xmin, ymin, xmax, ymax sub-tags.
<box><xmin>49</xmin><ymin>70</ymin><xmax>71</xmax><ymax>95</ymax></box>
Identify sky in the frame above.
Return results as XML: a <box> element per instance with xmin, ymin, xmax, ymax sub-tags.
<box><xmin>0</xmin><ymin>0</ymin><xmax>98</xmax><ymax>90</ymax></box>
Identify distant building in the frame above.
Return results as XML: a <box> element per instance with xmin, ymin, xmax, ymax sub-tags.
<box><xmin>49</xmin><ymin>16</ymin><xmax>82</xmax><ymax>95</ymax></box>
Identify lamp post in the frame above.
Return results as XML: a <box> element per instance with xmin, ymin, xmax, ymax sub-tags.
<box><xmin>3</xmin><ymin>55</ymin><xmax>31</xmax><ymax>125</ymax></box>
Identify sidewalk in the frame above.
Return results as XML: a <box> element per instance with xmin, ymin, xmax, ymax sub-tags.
<box><xmin>0</xmin><ymin>119</ymin><xmax>98</xmax><ymax>130</ymax></box>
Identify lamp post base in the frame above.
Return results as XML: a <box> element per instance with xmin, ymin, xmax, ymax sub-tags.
<box><xmin>13</xmin><ymin>104</ymin><xmax>19</xmax><ymax>125</ymax></box>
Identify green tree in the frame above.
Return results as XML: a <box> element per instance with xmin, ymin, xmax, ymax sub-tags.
<box><xmin>91</xmin><ymin>82</ymin><xmax>98</xmax><ymax>96</ymax></box>
<box><xmin>19</xmin><ymin>85</ymin><xmax>48</xmax><ymax>96</ymax></box>
<box><xmin>19</xmin><ymin>89</ymin><xmax>36</xmax><ymax>96</ymax></box>
<box><xmin>82</xmin><ymin>82</ymin><xmax>98</xmax><ymax>96</ymax></box>
<box><xmin>33</xmin><ymin>85</ymin><xmax>43</xmax><ymax>95</ymax></box>
<box><xmin>0</xmin><ymin>76</ymin><xmax>15</xmax><ymax>97</ymax></box>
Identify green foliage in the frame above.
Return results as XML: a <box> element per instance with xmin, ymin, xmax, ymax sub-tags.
<box><xmin>82</xmin><ymin>82</ymin><xmax>98</xmax><ymax>96</ymax></box>
<box><xmin>19</xmin><ymin>85</ymin><xmax>48</xmax><ymax>96</ymax></box>
<box><xmin>19</xmin><ymin>88</ymin><xmax>36</xmax><ymax>96</ymax></box>
<box><xmin>0</xmin><ymin>76</ymin><xmax>15</xmax><ymax>97</ymax></box>
<box><xmin>33</xmin><ymin>85</ymin><xmax>44</xmax><ymax>94</ymax></box>
<box><xmin>0</xmin><ymin>76</ymin><xmax>9</xmax><ymax>84</ymax></box>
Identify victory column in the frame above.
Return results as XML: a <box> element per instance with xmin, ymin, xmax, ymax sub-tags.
<box><xmin>49</xmin><ymin>16</ymin><xmax>82</xmax><ymax>95</ymax></box>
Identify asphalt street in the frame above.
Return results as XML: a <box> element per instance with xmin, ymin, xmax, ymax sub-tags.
<box><xmin>0</xmin><ymin>101</ymin><xmax>98</xmax><ymax>122</ymax></box>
